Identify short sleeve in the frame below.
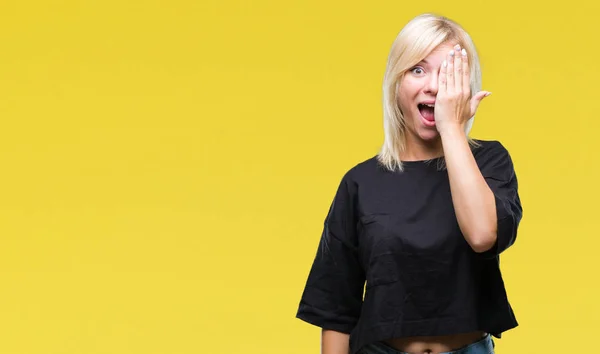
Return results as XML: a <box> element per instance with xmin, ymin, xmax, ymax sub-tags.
<box><xmin>476</xmin><ymin>141</ymin><xmax>523</xmax><ymax>259</ymax></box>
<box><xmin>295</xmin><ymin>172</ymin><xmax>365</xmax><ymax>333</ymax></box>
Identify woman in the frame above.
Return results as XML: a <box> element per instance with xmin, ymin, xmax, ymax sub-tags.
<box><xmin>295</xmin><ymin>13</ymin><xmax>523</xmax><ymax>354</ymax></box>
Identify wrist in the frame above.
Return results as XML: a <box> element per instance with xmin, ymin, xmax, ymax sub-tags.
<box><xmin>438</xmin><ymin>123</ymin><xmax>467</xmax><ymax>139</ymax></box>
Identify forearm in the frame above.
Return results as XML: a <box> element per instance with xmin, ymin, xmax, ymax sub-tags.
<box><xmin>322</xmin><ymin>329</ymin><xmax>350</xmax><ymax>354</ymax></box>
<box><xmin>440</xmin><ymin>127</ymin><xmax>497</xmax><ymax>252</ymax></box>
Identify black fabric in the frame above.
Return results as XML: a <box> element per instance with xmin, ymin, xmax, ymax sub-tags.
<box><xmin>295</xmin><ymin>139</ymin><xmax>522</xmax><ymax>354</ymax></box>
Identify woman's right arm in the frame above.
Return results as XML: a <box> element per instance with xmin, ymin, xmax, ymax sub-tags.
<box><xmin>295</xmin><ymin>171</ymin><xmax>365</xmax><ymax>353</ymax></box>
<box><xmin>322</xmin><ymin>329</ymin><xmax>350</xmax><ymax>354</ymax></box>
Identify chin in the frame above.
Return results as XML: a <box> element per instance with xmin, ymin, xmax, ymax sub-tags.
<box><xmin>404</xmin><ymin>112</ymin><xmax>439</xmax><ymax>142</ymax></box>
<box><xmin>417</xmin><ymin>128</ymin><xmax>440</xmax><ymax>141</ymax></box>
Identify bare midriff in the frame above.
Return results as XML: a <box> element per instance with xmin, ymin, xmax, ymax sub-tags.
<box><xmin>383</xmin><ymin>331</ymin><xmax>487</xmax><ymax>354</ymax></box>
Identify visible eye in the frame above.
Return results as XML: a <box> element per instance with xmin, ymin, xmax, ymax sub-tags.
<box><xmin>410</xmin><ymin>66</ymin><xmax>425</xmax><ymax>75</ymax></box>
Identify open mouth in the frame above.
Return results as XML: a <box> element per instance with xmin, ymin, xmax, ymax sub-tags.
<box><xmin>418</xmin><ymin>103</ymin><xmax>435</xmax><ymax>126</ymax></box>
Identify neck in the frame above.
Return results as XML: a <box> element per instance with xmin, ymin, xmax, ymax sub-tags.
<box><xmin>400</xmin><ymin>135</ymin><xmax>443</xmax><ymax>161</ymax></box>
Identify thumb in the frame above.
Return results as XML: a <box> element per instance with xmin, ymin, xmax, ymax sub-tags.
<box><xmin>470</xmin><ymin>91</ymin><xmax>491</xmax><ymax>116</ymax></box>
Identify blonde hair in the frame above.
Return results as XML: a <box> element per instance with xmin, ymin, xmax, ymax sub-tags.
<box><xmin>378</xmin><ymin>14</ymin><xmax>482</xmax><ymax>172</ymax></box>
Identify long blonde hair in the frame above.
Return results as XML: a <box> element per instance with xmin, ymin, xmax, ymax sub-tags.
<box><xmin>378</xmin><ymin>14</ymin><xmax>482</xmax><ymax>172</ymax></box>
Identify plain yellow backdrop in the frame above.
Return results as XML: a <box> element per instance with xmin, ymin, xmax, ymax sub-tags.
<box><xmin>0</xmin><ymin>0</ymin><xmax>597</xmax><ymax>353</ymax></box>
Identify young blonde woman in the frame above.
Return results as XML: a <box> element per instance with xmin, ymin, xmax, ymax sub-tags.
<box><xmin>296</xmin><ymin>14</ymin><xmax>523</xmax><ymax>354</ymax></box>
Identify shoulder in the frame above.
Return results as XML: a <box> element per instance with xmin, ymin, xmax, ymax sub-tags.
<box><xmin>340</xmin><ymin>155</ymin><xmax>383</xmax><ymax>183</ymax></box>
<box><xmin>471</xmin><ymin>139</ymin><xmax>513</xmax><ymax>162</ymax></box>
<box><xmin>470</xmin><ymin>139</ymin><xmax>516</xmax><ymax>177</ymax></box>
<box><xmin>471</xmin><ymin>138</ymin><xmax>509</xmax><ymax>154</ymax></box>
<box><xmin>326</xmin><ymin>155</ymin><xmax>383</xmax><ymax>195</ymax></box>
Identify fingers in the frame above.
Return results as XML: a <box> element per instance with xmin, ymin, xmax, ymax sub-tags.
<box><xmin>453</xmin><ymin>44</ymin><xmax>462</xmax><ymax>92</ymax></box>
<box><xmin>470</xmin><ymin>91</ymin><xmax>491</xmax><ymax>117</ymax></box>
<box><xmin>446</xmin><ymin>49</ymin><xmax>454</xmax><ymax>92</ymax></box>
<box><xmin>439</xmin><ymin>58</ymin><xmax>447</xmax><ymax>91</ymax></box>
<box><xmin>461</xmin><ymin>48</ymin><xmax>470</xmax><ymax>94</ymax></box>
<box><xmin>442</xmin><ymin>44</ymin><xmax>471</xmax><ymax>96</ymax></box>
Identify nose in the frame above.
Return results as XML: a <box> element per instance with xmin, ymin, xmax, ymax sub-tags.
<box><xmin>424</xmin><ymin>71</ymin><xmax>439</xmax><ymax>95</ymax></box>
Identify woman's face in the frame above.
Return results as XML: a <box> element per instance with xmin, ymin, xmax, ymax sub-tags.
<box><xmin>397</xmin><ymin>42</ymin><xmax>456</xmax><ymax>144</ymax></box>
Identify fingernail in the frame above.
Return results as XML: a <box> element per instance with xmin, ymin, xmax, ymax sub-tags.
<box><xmin>449</xmin><ymin>50</ymin><xmax>454</xmax><ymax>56</ymax></box>
<box><xmin>485</xmin><ymin>92</ymin><xmax>492</xmax><ymax>97</ymax></box>
<box><xmin>454</xmin><ymin>44</ymin><xmax>461</xmax><ymax>51</ymax></box>
<box><xmin>461</xmin><ymin>48</ymin><xmax>467</xmax><ymax>56</ymax></box>
<box><xmin>443</xmin><ymin>60</ymin><xmax>447</xmax><ymax>67</ymax></box>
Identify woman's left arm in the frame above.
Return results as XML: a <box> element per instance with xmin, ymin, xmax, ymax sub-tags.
<box><xmin>440</xmin><ymin>128</ymin><xmax>497</xmax><ymax>253</ymax></box>
<box><xmin>435</xmin><ymin>44</ymin><xmax>496</xmax><ymax>253</ymax></box>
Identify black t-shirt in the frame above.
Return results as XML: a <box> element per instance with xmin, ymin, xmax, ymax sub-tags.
<box><xmin>295</xmin><ymin>139</ymin><xmax>523</xmax><ymax>354</ymax></box>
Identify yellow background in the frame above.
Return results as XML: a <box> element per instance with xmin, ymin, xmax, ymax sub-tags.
<box><xmin>0</xmin><ymin>0</ymin><xmax>596</xmax><ymax>353</ymax></box>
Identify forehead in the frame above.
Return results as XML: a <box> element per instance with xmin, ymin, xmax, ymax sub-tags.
<box><xmin>420</xmin><ymin>43</ymin><xmax>455</xmax><ymax>65</ymax></box>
